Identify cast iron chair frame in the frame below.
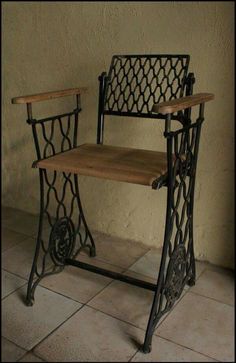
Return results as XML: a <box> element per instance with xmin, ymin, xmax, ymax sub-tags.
<box><xmin>12</xmin><ymin>54</ymin><xmax>213</xmax><ymax>354</ymax></box>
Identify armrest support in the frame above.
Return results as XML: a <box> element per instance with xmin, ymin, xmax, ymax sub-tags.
<box><xmin>12</xmin><ymin>87</ymin><xmax>87</xmax><ymax>104</ymax></box>
<box><xmin>152</xmin><ymin>93</ymin><xmax>214</xmax><ymax>115</ymax></box>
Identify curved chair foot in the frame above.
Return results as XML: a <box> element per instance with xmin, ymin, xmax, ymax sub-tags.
<box><xmin>187</xmin><ymin>277</ymin><xmax>196</xmax><ymax>286</ymax></box>
<box><xmin>142</xmin><ymin>344</ymin><xmax>152</xmax><ymax>354</ymax></box>
<box><xmin>89</xmin><ymin>245</ymin><xmax>96</xmax><ymax>257</ymax></box>
<box><xmin>25</xmin><ymin>296</ymin><xmax>34</xmax><ymax>307</ymax></box>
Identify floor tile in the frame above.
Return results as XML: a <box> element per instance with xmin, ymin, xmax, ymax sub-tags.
<box><xmin>2</xmin><ymin>237</ymin><xmax>52</xmax><ymax>279</ymax></box>
<box><xmin>128</xmin><ymin>248</ymin><xmax>162</xmax><ymax>280</ymax></box>
<box><xmin>128</xmin><ymin>268</ymin><xmax>188</xmax><ymax>322</ymax></box>
<box><xmin>2</xmin><ymin>206</ymin><xmax>20</xmax><ymax>222</ymax></box>
<box><xmin>2</xmin><ymin>207</ymin><xmax>39</xmax><ymax>236</ymax></box>
<box><xmin>190</xmin><ymin>269</ymin><xmax>234</xmax><ymax>306</ymax></box>
<box><xmin>1</xmin><ymin>337</ymin><xmax>26</xmax><ymax>362</ymax></box>
<box><xmin>35</xmin><ymin>305</ymin><xmax>144</xmax><ymax>362</ymax></box>
<box><xmin>88</xmin><ymin>279</ymin><xmax>155</xmax><ymax>330</ymax></box>
<box><xmin>39</xmin><ymin>265</ymin><xmax>113</xmax><ymax>304</ymax></box>
<box><xmin>157</xmin><ymin>292</ymin><xmax>234</xmax><ymax>362</ymax></box>
<box><xmin>2</xmin><ymin>270</ymin><xmax>27</xmax><ymax>299</ymax></box>
<box><xmin>1</xmin><ymin>227</ymin><xmax>29</xmax><ymax>253</ymax></box>
<box><xmin>2</xmin><ymin>285</ymin><xmax>81</xmax><ymax>350</ymax></box>
<box><xmin>131</xmin><ymin>335</ymin><xmax>217</xmax><ymax>362</ymax></box>
<box><xmin>19</xmin><ymin>352</ymin><xmax>45</xmax><ymax>362</ymax></box>
<box><xmin>85</xmin><ymin>230</ymin><xmax>149</xmax><ymax>269</ymax></box>
<box><xmin>195</xmin><ymin>260</ymin><xmax>209</xmax><ymax>280</ymax></box>
<box><xmin>128</xmin><ymin>249</ymin><xmax>207</xmax><ymax>282</ymax></box>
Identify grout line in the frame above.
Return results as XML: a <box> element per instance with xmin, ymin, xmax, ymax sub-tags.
<box><xmin>128</xmin><ymin>348</ymin><xmax>140</xmax><ymax>362</ymax></box>
<box><xmin>86</xmin><ymin>304</ymin><xmax>147</xmax><ymax>332</ymax></box>
<box><xmin>16</xmin><ymin>350</ymin><xmax>46</xmax><ymax>362</ymax></box>
<box><xmin>1</xmin><ymin>235</ymin><xmax>36</xmax><ymax>255</ymax></box>
<box><xmin>1</xmin><ymin>336</ymin><xmax>27</xmax><ymax>352</ymax></box>
<box><xmin>153</xmin><ymin>288</ymin><xmax>188</xmax><ymax>331</ymax></box>
<box><xmin>1</xmin><ymin>267</ymin><xmax>28</xmax><ymax>281</ymax></box>
<box><xmin>2</xmin><ymin>267</ymin><xmax>30</xmax><ymax>281</ymax></box>
<box><xmin>84</xmin><ymin>276</ymin><xmax>117</xmax><ymax>305</ymax></box>
<box><xmin>1</xmin><ymin>282</ymin><xmax>28</xmax><ymax>301</ymax></box>
<box><xmin>154</xmin><ymin>334</ymin><xmax>221</xmax><ymax>362</ymax></box>
<box><xmin>36</xmin><ymin>283</ymin><xmax>87</xmax><ymax>304</ymax></box>
<box><xmin>187</xmin><ymin>290</ymin><xmax>234</xmax><ymax>307</ymax></box>
<box><xmin>29</xmin><ymin>304</ymin><xmax>85</xmax><ymax>355</ymax></box>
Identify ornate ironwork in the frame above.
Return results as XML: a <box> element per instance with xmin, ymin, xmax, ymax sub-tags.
<box><xmin>164</xmin><ymin>244</ymin><xmax>186</xmax><ymax>307</ymax></box>
<box><xmin>104</xmin><ymin>55</ymin><xmax>189</xmax><ymax>115</ymax></box>
<box><xmin>49</xmin><ymin>217</ymin><xmax>75</xmax><ymax>265</ymax></box>
<box><xmin>142</xmin><ymin>114</ymin><xmax>203</xmax><ymax>353</ymax></box>
<box><xmin>26</xmin><ymin>102</ymin><xmax>96</xmax><ymax>306</ymax></box>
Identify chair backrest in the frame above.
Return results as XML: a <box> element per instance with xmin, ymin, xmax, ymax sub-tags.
<box><xmin>103</xmin><ymin>54</ymin><xmax>190</xmax><ymax>118</ymax></box>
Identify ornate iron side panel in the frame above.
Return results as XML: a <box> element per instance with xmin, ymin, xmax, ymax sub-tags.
<box><xmin>26</xmin><ymin>106</ymin><xmax>95</xmax><ymax>305</ymax></box>
<box><xmin>143</xmin><ymin>111</ymin><xmax>204</xmax><ymax>353</ymax></box>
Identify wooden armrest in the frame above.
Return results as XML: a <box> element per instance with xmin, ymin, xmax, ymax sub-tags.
<box><xmin>152</xmin><ymin>93</ymin><xmax>214</xmax><ymax>115</ymax></box>
<box><xmin>11</xmin><ymin>87</ymin><xmax>87</xmax><ymax>104</ymax></box>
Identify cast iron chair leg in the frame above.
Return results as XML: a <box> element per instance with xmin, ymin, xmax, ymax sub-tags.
<box><xmin>142</xmin><ymin>119</ymin><xmax>202</xmax><ymax>352</ymax></box>
<box><xmin>74</xmin><ymin>175</ymin><xmax>96</xmax><ymax>258</ymax></box>
<box><xmin>26</xmin><ymin>170</ymin><xmax>96</xmax><ymax>306</ymax></box>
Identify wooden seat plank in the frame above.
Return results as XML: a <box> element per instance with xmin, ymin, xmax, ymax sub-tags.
<box><xmin>36</xmin><ymin>144</ymin><xmax>168</xmax><ymax>186</ymax></box>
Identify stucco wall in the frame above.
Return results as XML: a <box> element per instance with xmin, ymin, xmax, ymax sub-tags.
<box><xmin>2</xmin><ymin>2</ymin><xmax>234</xmax><ymax>268</ymax></box>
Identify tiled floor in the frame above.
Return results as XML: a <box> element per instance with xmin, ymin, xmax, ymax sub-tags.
<box><xmin>1</xmin><ymin>206</ymin><xmax>234</xmax><ymax>362</ymax></box>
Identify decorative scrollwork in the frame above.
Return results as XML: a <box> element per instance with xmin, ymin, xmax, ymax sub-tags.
<box><xmin>164</xmin><ymin>244</ymin><xmax>186</xmax><ymax>306</ymax></box>
<box><xmin>49</xmin><ymin>217</ymin><xmax>75</xmax><ymax>265</ymax></box>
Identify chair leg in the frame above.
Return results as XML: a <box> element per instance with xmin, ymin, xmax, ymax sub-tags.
<box><xmin>74</xmin><ymin>175</ymin><xmax>96</xmax><ymax>258</ymax></box>
<box><xmin>142</xmin><ymin>137</ymin><xmax>199</xmax><ymax>352</ymax></box>
<box><xmin>142</xmin><ymin>224</ymin><xmax>193</xmax><ymax>353</ymax></box>
<box><xmin>26</xmin><ymin>170</ymin><xmax>96</xmax><ymax>306</ymax></box>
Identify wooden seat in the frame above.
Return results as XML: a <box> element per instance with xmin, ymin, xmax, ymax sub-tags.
<box><xmin>35</xmin><ymin>143</ymin><xmax>168</xmax><ymax>186</ymax></box>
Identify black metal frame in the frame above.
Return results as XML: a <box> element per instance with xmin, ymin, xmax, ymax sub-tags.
<box><xmin>23</xmin><ymin>54</ymin><xmax>205</xmax><ymax>354</ymax></box>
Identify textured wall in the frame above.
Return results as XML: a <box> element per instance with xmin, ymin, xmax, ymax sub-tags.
<box><xmin>2</xmin><ymin>2</ymin><xmax>234</xmax><ymax>268</ymax></box>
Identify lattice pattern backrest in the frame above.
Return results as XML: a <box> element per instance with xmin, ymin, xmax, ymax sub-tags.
<box><xmin>104</xmin><ymin>55</ymin><xmax>190</xmax><ymax>116</ymax></box>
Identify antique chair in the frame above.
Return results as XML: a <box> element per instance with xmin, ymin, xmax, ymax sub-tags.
<box><xmin>12</xmin><ymin>54</ymin><xmax>214</xmax><ymax>353</ymax></box>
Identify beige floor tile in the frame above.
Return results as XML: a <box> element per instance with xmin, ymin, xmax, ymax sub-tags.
<box><xmin>2</xmin><ymin>207</ymin><xmax>39</xmax><ymax>236</ymax></box>
<box><xmin>2</xmin><ymin>237</ymin><xmax>52</xmax><ymax>279</ymax></box>
<box><xmin>1</xmin><ymin>227</ymin><xmax>29</xmax><ymax>253</ymax></box>
<box><xmin>128</xmin><ymin>248</ymin><xmax>162</xmax><ymax>279</ymax></box>
<box><xmin>88</xmin><ymin>279</ymin><xmax>155</xmax><ymax>330</ymax></box>
<box><xmin>40</xmin><ymin>265</ymin><xmax>113</xmax><ymax>304</ymax></box>
<box><xmin>35</xmin><ymin>305</ymin><xmax>144</xmax><ymax>362</ymax></box>
<box><xmin>131</xmin><ymin>335</ymin><xmax>217</xmax><ymax>362</ymax></box>
<box><xmin>190</xmin><ymin>269</ymin><xmax>234</xmax><ymax>306</ymax></box>
<box><xmin>128</xmin><ymin>249</ymin><xmax>207</xmax><ymax>282</ymax></box>
<box><xmin>2</xmin><ymin>285</ymin><xmax>81</xmax><ymax>350</ymax></box>
<box><xmin>195</xmin><ymin>260</ymin><xmax>209</xmax><ymax>280</ymax></box>
<box><xmin>2</xmin><ymin>206</ymin><xmax>20</xmax><ymax>222</ymax></box>
<box><xmin>1</xmin><ymin>337</ymin><xmax>26</xmax><ymax>362</ymax></box>
<box><xmin>125</xmin><ymin>269</ymin><xmax>188</xmax><ymax>323</ymax></box>
<box><xmin>157</xmin><ymin>292</ymin><xmax>234</xmax><ymax>362</ymax></box>
<box><xmin>19</xmin><ymin>352</ymin><xmax>45</xmax><ymax>362</ymax></box>
<box><xmin>2</xmin><ymin>270</ymin><xmax>27</xmax><ymax>299</ymax></box>
<box><xmin>89</xmin><ymin>268</ymin><xmax>187</xmax><ymax>330</ymax></box>
<box><xmin>87</xmin><ymin>230</ymin><xmax>149</xmax><ymax>269</ymax></box>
